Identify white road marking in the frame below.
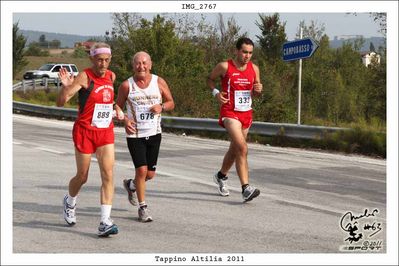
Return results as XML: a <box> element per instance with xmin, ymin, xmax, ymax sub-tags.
<box><xmin>35</xmin><ymin>147</ymin><xmax>66</xmax><ymax>155</ymax></box>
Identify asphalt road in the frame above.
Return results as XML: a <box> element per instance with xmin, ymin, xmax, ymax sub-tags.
<box><xmin>11</xmin><ymin>114</ymin><xmax>387</xmax><ymax>259</ymax></box>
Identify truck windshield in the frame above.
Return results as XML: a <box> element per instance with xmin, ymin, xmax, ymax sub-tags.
<box><xmin>38</xmin><ymin>64</ymin><xmax>54</xmax><ymax>71</ymax></box>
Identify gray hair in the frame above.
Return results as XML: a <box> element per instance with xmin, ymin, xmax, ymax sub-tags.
<box><xmin>131</xmin><ymin>51</ymin><xmax>151</xmax><ymax>64</ymax></box>
<box><xmin>90</xmin><ymin>42</ymin><xmax>110</xmax><ymax>53</ymax></box>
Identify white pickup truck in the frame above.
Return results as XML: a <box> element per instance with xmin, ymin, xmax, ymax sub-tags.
<box><xmin>23</xmin><ymin>63</ymin><xmax>79</xmax><ymax>84</ymax></box>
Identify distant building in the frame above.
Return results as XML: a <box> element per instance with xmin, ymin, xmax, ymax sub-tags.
<box><xmin>360</xmin><ymin>51</ymin><xmax>381</xmax><ymax>67</ymax></box>
<box><xmin>74</xmin><ymin>41</ymin><xmax>96</xmax><ymax>53</ymax></box>
<box><xmin>333</xmin><ymin>35</ymin><xmax>363</xmax><ymax>41</ymax></box>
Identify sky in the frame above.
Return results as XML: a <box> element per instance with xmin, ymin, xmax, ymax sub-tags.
<box><xmin>12</xmin><ymin>12</ymin><xmax>383</xmax><ymax>41</ymax></box>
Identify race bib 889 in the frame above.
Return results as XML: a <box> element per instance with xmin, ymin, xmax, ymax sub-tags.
<box><xmin>91</xmin><ymin>103</ymin><xmax>113</xmax><ymax>128</ymax></box>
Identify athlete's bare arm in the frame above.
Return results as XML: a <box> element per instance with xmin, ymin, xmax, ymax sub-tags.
<box><xmin>252</xmin><ymin>64</ymin><xmax>263</xmax><ymax>97</ymax></box>
<box><xmin>207</xmin><ymin>62</ymin><xmax>227</xmax><ymax>89</ymax></box>
<box><xmin>115</xmin><ymin>80</ymin><xmax>129</xmax><ymax>113</ymax></box>
<box><xmin>151</xmin><ymin>77</ymin><xmax>174</xmax><ymax>114</ymax></box>
<box><xmin>207</xmin><ymin>62</ymin><xmax>229</xmax><ymax>104</ymax></box>
<box><xmin>56</xmin><ymin>68</ymin><xmax>88</xmax><ymax>107</ymax></box>
<box><xmin>116</xmin><ymin>80</ymin><xmax>136</xmax><ymax>134</ymax></box>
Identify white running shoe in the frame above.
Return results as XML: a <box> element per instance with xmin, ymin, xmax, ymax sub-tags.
<box><xmin>242</xmin><ymin>185</ymin><xmax>260</xmax><ymax>202</ymax></box>
<box><xmin>98</xmin><ymin>218</ymin><xmax>119</xmax><ymax>237</ymax></box>
<box><xmin>63</xmin><ymin>195</ymin><xmax>76</xmax><ymax>226</ymax></box>
<box><xmin>213</xmin><ymin>173</ymin><xmax>229</xmax><ymax>196</ymax></box>
<box><xmin>138</xmin><ymin>206</ymin><xmax>153</xmax><ymax>223</ymax></box>
<box><xmin>123</xmin><ymin>179</ymin><xmax>137</xmax><ymax>206</ymax></box>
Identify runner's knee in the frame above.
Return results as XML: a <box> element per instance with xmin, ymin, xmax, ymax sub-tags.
<box><xmin>100</xmin><ymin>168</ymin><xmax>113</xmax><ymax>182</ymax></box>
<box><xmin>135</xmin><ymin>166</ymin><xmax>148</xmax><ymax>180</ymax></box>
<box><xmin>234</xmin><ymin>142</ymin><xmax>248</xmax><ymax>156</ymax></box>
<box><xmin>75</xmin><ymin>171</ymin><xmax>89</xmax><ymax>184</ymax></box>
<box><xmin>146</xmin><ymin>172</ymin><xmax>156</xmax><ymax>180</ymax></box>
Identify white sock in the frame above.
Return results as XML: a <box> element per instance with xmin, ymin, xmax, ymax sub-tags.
<box><xmin>139</xmin><ymin>201</ymin><xmax>147</xmax><ymax>209</ymax></box>
<box><xmin>66</xmin><ymin>194</ymin><xmax>77</xmax><ymax>206</ymax></box>
<box><xmin>101</xmin><ymin>204</ymin><xmax>112</xmax><ymax>223</ymax></box>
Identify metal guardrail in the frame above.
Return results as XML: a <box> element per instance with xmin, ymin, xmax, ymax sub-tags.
<box><xmin>13</xmin><ymin>101</ymin><xmax>77</xmax><ymax>119</ymax></box>
<box><xmin>12</xmin><ymin>101</ymin><xmax>348</xmax><ymax>140</ymax></box>
<box><xmin>13</xmin><ymin>78</ymin><xmax>60</xmax><ymax>92</ymax></box>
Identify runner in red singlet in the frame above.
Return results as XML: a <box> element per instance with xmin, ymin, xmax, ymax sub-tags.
<box><xmin>56</xmin><ymin>42</ymin><xmax>124</xmax><ymax>237</ymax></box>
<box><xmin>207</xmin><ymin>37</ymin><xmax>263</xmax><ymax>202</ymax></box>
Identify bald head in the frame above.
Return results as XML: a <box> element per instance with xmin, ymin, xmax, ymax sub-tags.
<box><xmin>132</xmin><ymin>51</ymin><xmax>152</xmax><ymax>64</ymax></box>
<box><xmin>131</xmin><ymin>51</ymin><xmax>152</xmax><ymax>79</ymax></box>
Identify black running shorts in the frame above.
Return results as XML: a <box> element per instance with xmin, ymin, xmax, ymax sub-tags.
<box><xmin>126</xmin><ymin>133</ymin><xmax>162</xmax><ymax>171</ymax></box>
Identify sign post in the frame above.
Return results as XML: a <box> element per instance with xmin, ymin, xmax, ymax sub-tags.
<box><xmin>297</xmin><ymin>28</ymin><xmax>303</xmax><ymax>125</ymax></box>
<box><xmin>283</xmin><ymin>31</ymin><xmax>319</xmax><ymax>125</ymax></box>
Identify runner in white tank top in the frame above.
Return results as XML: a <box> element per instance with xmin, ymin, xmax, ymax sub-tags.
<box><xmin>125</xmin><ymin>74</ymin><xmax>162</xmax><ymax>138</ymax></box>
<box><xmin>116</xmin><ymin>51</ymin><xmax>175</xmax><ymax>222</ymax></box>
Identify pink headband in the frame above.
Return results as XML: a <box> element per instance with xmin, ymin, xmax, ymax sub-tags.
<box><xmin>90</xmin><ymin>47</ymin><xmax>111</xmax><ymax>56</ymax></box>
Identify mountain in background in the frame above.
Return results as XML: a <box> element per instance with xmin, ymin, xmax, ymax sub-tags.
<box><xmin>329</xmin><ymin>35</ymin><xmax>386</xmax><ymax>51</ymax></box>
<box><xmin>19</xmin><ymin>30</ymin><xmax>104</xmax><ymax>48</ymax></box>
<box><xmin>19</xmin><ymin>29</ymin><xmax>385</xmax><ymax>52</ymax></box>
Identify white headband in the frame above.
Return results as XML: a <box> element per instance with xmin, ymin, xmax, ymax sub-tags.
<box><xmin>90</xmin><ymin>47</ymin><xmax>111</xmax><ymax>56</ymax></box>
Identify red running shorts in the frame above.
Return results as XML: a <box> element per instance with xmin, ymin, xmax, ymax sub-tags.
<box><xmin>72</xmin><ymin>123</ymin><xmax>114</xmax><ymax>154</ymax></box>
<box><xmin>218</xmin><ymin>109</ymin><xmax>253</xmax><ymax>129</ymax></box>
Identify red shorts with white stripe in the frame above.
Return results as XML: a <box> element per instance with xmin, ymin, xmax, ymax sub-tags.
<box><xmin>218</xmin><ymin>109</ymin><xmax>253</xmax><ymax>129</ymax></box>
<box><xmin>72</xmin><ymin>123</ymin><xmax>114</xmax><ymax>154</ymax></box>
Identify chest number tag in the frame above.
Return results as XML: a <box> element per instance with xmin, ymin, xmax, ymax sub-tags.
<box><xmin>91</xmin><ymin>103</ymin><xmax>113</xmax><ymax>128</ymax></box>
<box><xmin>136</xmin><ymin>106</ymin><xmax>156</xmax><ymax>129</ymax></box>
<box><xmin>234</xmin><ymin>90</ymin><xmax>252</xmax><ymax>111</ymax></box>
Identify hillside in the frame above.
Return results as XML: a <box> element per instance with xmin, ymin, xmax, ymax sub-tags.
<box><xmin>19</xmin><ymin>29</ymin><xmax>385</xmax><ymax>52</ymax></box>
<box><xmin>19</xmin><ymin>30</ymin><xmax>104</xmax><ymax>48</ymax></box>
<box><xmin>329</xmin><ymin>36</ymin><xmax>386</xmax><ymax>51</ymax></box>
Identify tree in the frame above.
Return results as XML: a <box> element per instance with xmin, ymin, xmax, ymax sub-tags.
<box><xmin>350</xmin><ymin>12</ymin><xmax>386</xmax><ymax>38</ymax></box>
<box><xmin>217</xmin><ymin>14</ymin><xmax>244</xmax><ymax>56</ymax></box>
<box><xmin>296</xmin><ymin>20</ymin><xmax>326</xmax><ymax>42</ymax></box>
<box><xmin>186</xmin><ymin>13</ymin><xmax>246</xmax><ymax>65</ymax></box>
<box><xmin>49</xmin><ymin>39</ymin><xmax>61</xmax><ymax>49</ymax></box>
<box><xmin>300</xmin><ymin>34</ymin><xmax>334</xmax><ymax>122</ymax></box>
<box><xmin>73</xmin><ymin>46</ymin><xmax>87</xmax><ymax>58</ymax></box>
<box><xmin>39</xmin><ymin>34</ymin><xmax>46</xmax><ymax>43</ymax></box>
<box><xmin>363</xmin><ymin>47</ymin><xmax>386</xmax><ymax>122</ymax></box>
<box><xmin>25</xmin><ymin>42</ymin><xmax>49</xmax><ymax>56</ymax></box>
<box><xmin>13</xmin><ymin>22</ymin><xmax>28</xmax><ymax>78</ymax></box>
<box><xmin>255</xmin><ymin>13</ymin><xmax>287</xmax><ymax>63</ymax></box>
<box><xmin>370</xmin><ymin>12</ymin><xmax>386</xmax><ymax>37</ymax></box>
<box><xmin>38</xmin><ymin>34</ymin><xmax>48</xmax><ymax>48</ymax></box>
<box><xmin>369</xmin><ymin>42</ymin><xmax>376</xmax><ymax>52</ymax></box>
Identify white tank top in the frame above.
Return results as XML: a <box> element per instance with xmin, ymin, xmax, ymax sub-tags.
<box><xmin>126</xmin><ymin>74</ymin><xmax>162</xmax><ymax>138</ymax></box>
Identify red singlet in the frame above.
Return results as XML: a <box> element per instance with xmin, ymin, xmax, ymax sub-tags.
<box><xmin>72</xmin><ymin>68</ymin><xmax>115</xmax><ymax>153</ymax></box>
<box><xmin>219</xmin><ymin>59</ymin><xmax>256</xmax><ymax>129</ymax></box>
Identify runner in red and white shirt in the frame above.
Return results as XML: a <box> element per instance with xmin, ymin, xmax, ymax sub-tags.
<box><xmin>56</xmin><ymin>42</ymin><xmax>124</xmax><ymax>237</ymax></box>
<box><xmin>207</xmin><ymin>37</ymin><xmax>263</xmax><ymax>202</ymax></box>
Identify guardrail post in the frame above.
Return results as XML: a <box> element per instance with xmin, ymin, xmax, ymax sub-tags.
<box><xmin>22</xmin><ymin>80</ymin><xmax>26</xmax><ymax>93</ymax></box>
<box><xmin>32</xmin><ymin>79</ymin><xmax>36</xmax><ymax>90</ymax></box>
<box><xmin>56</xmin><ymin>79</ymin><xmax>60</xmax><ymax>91</ymax></box>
